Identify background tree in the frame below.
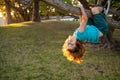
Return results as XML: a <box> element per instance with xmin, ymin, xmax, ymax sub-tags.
<box><xmin>11</xmin><ymin>0</ymin><xmax>33</xmax><ymax>21</ymax></box>
<box><xmin>111</xmin><ymin>0</ymin><xmax>120</xmax><ymax>21</ymax></box>
<box><xmin>32</xmin><ymin>0</ymin><xmax>40</xmax><ymax>22</ymax></box>
<box><xmin>0</xmin><ymin>0</ymin><xmax>33</xmax><ymax>22</ymax></box>
<box><xmin>4</xmin><ymin>0</ymin><xmax>12</xmax><ymax>24</ymax></box>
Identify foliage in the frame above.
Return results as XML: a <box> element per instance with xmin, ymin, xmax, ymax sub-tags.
<box><xmin>40</xmin><ymin>1</ymin><xmax>57</xmax><ymax>18</ymax></box>
<box><xmin>111</xmin><ymin>0</ymin><xmax>120</xmax><ymax>9</ymax></box>
<box><xmin>0</xmin><ymin>0</ymin><xmax>5</xmax><ymax>16</ymax></box>
<box><xmin>40</xmin><ymin>0</ymin><xmax>78</xmax><ymax>18</ymax></box>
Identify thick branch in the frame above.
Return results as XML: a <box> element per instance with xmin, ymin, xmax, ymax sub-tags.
<box><xmin>109</xmin><ymin>9</ymin><xmax>120</xmax><ymax>15</ymax></box>
<box><xmin>41</xmin><ymin>0</ymin><xmax>92</xmax><ymax>17</ymax></box>
<box><xmin>41</xmin><ymin>0</ymin><xmax>120</xmax><ymax>29</ymax></box>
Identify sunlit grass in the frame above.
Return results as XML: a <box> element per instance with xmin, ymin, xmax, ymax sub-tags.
<box><xmin>2</xmin><ymin>22</ymin><xmax>35</xmax><ymax>28</ymax></box>
<box><xmin>0</xmin><ymin>21</ymin><xmax>120</xmax><ymax>80</ymax></box>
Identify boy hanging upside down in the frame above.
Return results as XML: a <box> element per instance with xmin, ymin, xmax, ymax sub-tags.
<box><xmin>62</xmin><ymin>3</ymin><xmax>109</xmax><ymax>63</ymax></box>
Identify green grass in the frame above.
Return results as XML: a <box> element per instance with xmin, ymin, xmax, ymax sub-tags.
<box><xmin>0</xmin><ymin>21</ymin><xmax>120</xmax><ymax>80</ymax></box>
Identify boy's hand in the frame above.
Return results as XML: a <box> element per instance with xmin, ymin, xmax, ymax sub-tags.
<box><xmin>76</xmin><ymin>2</ymin><xmax>83</xmax><ymax>8</ymax></box>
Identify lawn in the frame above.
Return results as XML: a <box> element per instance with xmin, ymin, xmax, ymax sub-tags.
<box><xmin>0</xmin><ymin>21</ymin><xmax>120</xmax><ymax>80</ymax></box>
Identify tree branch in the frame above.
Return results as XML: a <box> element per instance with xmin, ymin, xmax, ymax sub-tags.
<box><xmin>109</xmin><ymin>9</ymin><xmax>120</xmax><ymax>15</ymax></box>
<box><xmin>41</xmin><ymin>0</ymin><xmax>92</xmax><ymax>17</ymax></box>
<box><xmin>41</xmin><ymin>0</ymin><xmax>120</xmax><ymax>29</ymax></box>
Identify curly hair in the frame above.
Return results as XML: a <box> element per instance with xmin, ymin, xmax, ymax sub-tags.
<box><xmin>62</xmin><ymin>36</ymin><xmax>86</xmax><ymax>63</ymax></box>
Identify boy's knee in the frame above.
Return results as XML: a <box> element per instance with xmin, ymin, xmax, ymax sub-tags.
<box><xmin>91</xmin><ymin>7</ymin><xmax>103</xmax><ymax>14</ymax></box>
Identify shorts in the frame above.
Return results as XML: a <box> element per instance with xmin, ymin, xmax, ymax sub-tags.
<box><xmin>87</xmin><ymin>13</ymin><xmax>109</xmax><ymax>35</ymax></box>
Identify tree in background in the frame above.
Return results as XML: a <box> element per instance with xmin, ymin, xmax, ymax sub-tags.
<box><xmin>32</xmin><ymin>0</ymin><xmax>40</xmax><ymax>22</ymax></box>
<box><xmin>0</xmin><ymin>0</ymin><xmax>33</xmax><ymax>23</ymax></box>
<box><xmin>4</xmin><ymin>0</ymin><xmax>12</xmax><ymax>24</ymax></box>
<box><xmin>111</xmin><ymin>0</ymin><xmax>120</xmax><ymax>21</ymax></box>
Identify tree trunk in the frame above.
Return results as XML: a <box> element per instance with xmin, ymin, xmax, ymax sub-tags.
<box><xmin>4</xmin><ymin>0</ymin><xmax>12</xmax><ymax>24</ymax></box>
<box><xmin>19</xmin><ymin>9</ymin><xmax>31</xmax><ymax>21</ymax></box>
<box><xmin>32</xmin><ymin>0</ymin><xmax>40</xmax><ymax>22</ymax></box>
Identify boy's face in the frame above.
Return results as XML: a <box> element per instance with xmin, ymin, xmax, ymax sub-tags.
<box><xmin>67</xmin><ymin>36</ymin><xmax>76</xmax><ymax>50</ymax></box>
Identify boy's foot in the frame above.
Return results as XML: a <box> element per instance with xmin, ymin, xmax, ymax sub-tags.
<box><xmin>103</xmin><ymin>7</ymin><xmax>108</xmax><ymax>15</ymax></box>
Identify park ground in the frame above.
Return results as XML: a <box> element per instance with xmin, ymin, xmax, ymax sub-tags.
<box><xmin>0</xmin><ymin>21</ymin><xmax>120</xmax><ymax>80</ymax></box>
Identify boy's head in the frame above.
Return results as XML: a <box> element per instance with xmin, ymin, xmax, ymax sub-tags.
<box><xmin>62</xmin><ymin>36</ymin><xmax>86</xmax><ymax>63</ymax></box>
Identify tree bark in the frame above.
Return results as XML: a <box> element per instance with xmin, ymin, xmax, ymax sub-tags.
<box><xmin>41</xmin><ymin>0</ymin><xmax>92</xmax><ymax>17</ymax></box>
<box><xmin>4</xmin><ymin>0</ymin><xmax>12</xmax><ymax>24</ymax></box>
<box><xmin>32</xmin><ymin>0</ymin><xmax>40</xmax><ymax>22</ymax></box>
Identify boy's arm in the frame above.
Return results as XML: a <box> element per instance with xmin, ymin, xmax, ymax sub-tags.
<box><xmin>77</xmin><ymin>3</ymin><xmax>88</xmax><ymax>32</ymax></box>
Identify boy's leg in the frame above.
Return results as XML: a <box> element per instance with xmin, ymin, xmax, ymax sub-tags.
<box><xmin>87</xmin><ymin>18</ymin><xmax>94</xmax><ymax>25</ymax></box>
<box><xmin>91</xmin><ymin>7</ymin><xmax>103</xmax><ymax>14</ymax></box>
<box><xmin>91</xmin><ymin>7</ymin><xmax>109</xmax><ymax>35</ymax></box>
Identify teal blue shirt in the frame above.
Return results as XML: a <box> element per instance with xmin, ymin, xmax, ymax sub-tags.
<box><xmin>74</xmin><ymin>25</ymin><xmax>100</xmax><ymax>43</ymax></box>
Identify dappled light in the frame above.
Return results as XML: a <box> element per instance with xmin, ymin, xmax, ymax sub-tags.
<box><xmin>1</xmin><ymin>22</ymin><xmax>35</xmax><ymax>28</ymax></box>
<box><xmin>0</xmin><ymin>12</ymin><xmax>7</xmax><ymax>26</ymax></box>
<box><xmin>0</xmin><ymin>12</ymin><xmax>3</xmax><ymax>17</ymax></box>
